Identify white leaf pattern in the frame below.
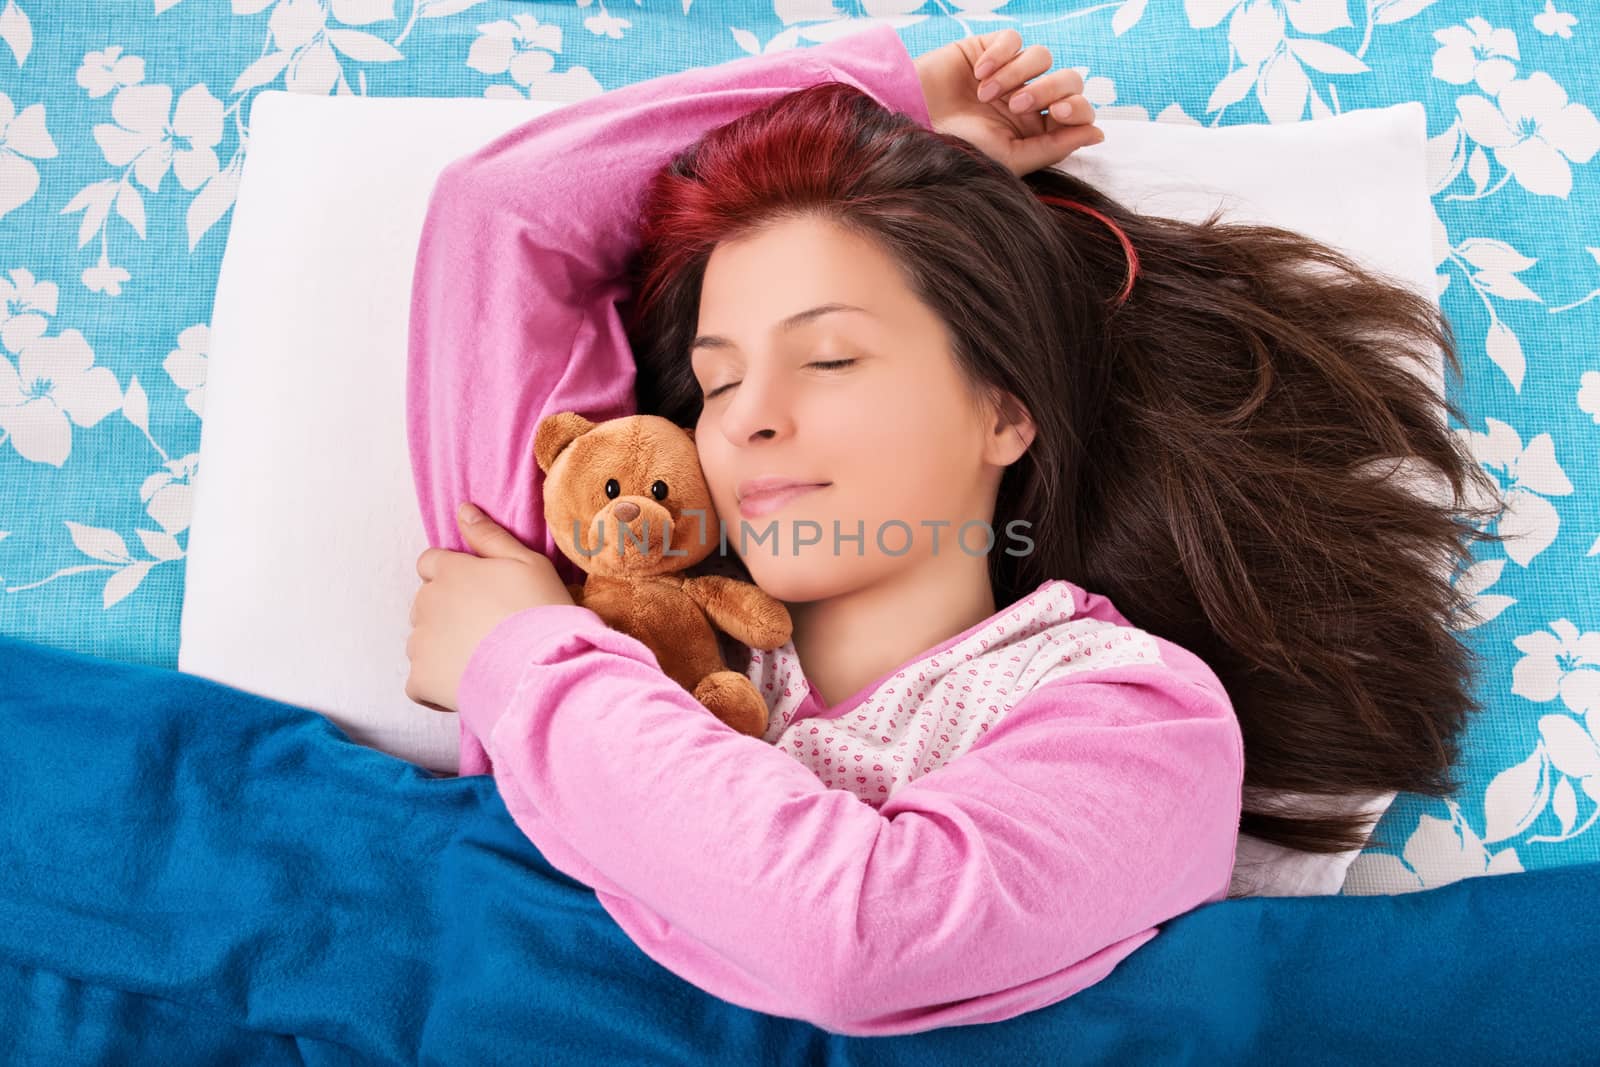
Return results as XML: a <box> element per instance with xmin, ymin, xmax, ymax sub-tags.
<box><xmin>65</xmin><ymin>521</ymin><xmax>133</xmax><ymax>564</ymax></box>
<box><xmin>0</xmin><ymin>0</ymin><xmax>30</xmax><ymax>66</ymax></box>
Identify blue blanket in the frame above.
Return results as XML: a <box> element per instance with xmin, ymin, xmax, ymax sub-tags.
<box><xmin>1</xmin><ymin>632</ymin><xmax>1593</xmax><ymax>1065</ymax></box>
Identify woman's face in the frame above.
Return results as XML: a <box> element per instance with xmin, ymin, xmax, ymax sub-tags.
<box><xmin>691</xmin><ymin>214</ymin><xmax>1033</xmax><ymax>603</ymax></box>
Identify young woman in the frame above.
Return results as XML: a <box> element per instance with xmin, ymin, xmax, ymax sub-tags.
<box><xmin>404</xmin><ymin>22</ymin><xmax>1499</xmax><ymax>1036</ymax></box>
<box><xmin>0</xmin><ymin>24</ymin><xmax>1503</xmax><ymax>1059</ymax></box>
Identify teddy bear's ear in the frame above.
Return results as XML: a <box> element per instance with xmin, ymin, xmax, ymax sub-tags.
<box><xmin>535</xmin><ymin>412</ymin><xmax>596</xmax><ymax>474</ymax></box>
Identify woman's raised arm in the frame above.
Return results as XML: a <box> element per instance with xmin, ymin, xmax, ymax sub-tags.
<box><xmin>405</xmin><ymin>24</ymin><xmax>929</xmax><ymax>574</ymax></box>
<box><xmin>405</xmin><ymin>24</ymin><xmax>930</xmax><ymax>775</ymax></box>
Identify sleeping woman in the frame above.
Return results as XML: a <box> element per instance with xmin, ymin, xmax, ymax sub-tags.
<box><xmin>402</xmin><ymin>24</ymin><xmax>1502</xmax><ymax>1035</ymax></box>
<box><xmin>0</xmin><ymin>23</ymin><xmax>1506</xmax><ymax>1055</ymax></box>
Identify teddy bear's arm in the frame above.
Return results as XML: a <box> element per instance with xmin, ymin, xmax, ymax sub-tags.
<box><xmin>683</xmin><ymin>576</ymin><xmax>792</xmax><ymax>651</ymax></box>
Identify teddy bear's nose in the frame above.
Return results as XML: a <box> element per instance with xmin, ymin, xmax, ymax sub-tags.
<box><xmin>612</xmin><ymin>500</ymin><xmax>641</xmax><ymax>523</ymax></box>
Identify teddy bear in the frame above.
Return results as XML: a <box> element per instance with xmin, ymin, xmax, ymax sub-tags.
<box><xmin>534</xmin><ymin>411</ymin><xmax>792</xmax><ymax>739</ymax></box>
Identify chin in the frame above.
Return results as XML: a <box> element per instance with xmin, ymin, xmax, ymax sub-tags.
<box><xmin>740</xmin><ymin>554</ymin><xmax>860</xmax><ymax>604</ymax></box>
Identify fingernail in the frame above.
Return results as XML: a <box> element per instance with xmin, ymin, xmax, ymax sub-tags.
<box><xmin>1009</xmin><ymin>92</ymin><xmax>1034</xmax><ymax>112</ymax></box>
<box><xmin>978</xmin><ymin>81</ymin><xmax>999</xmax><ymax>103</ymax></box>
<box><xmin>459</xmin><ymin>502</ymin><xmax>482</xmax><ymax>524</ymax></box>
<box><xmin>974</xmin><ymin>59</ymin><xmax>994</xmax><ymax>79</ymax></box>
<box><xmin>1093</xmin><ymin>128</ymin><xmax>1106</xmax><ymax>143</ymax></box>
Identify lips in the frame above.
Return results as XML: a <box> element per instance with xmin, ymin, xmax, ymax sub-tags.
<box><xmin>738</xmin><ymin>481</ymin><xmax>830</xmax><ymax>521</ymax></box>
<box><xmin>736</xmin><ymin>475</ymin><xmax>830</xmax><ymax>501</ymax></box>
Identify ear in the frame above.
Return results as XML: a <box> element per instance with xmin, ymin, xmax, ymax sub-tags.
<box><xmin>535</xmin><ymin>412</ymin><xmax>596</xmax><ymax>474</ymax></box>
<box><xmin>988</xmin><ymin>392</ymin><xmax>1036</xmax><ymax>466</ymax></box>
<box><xmin>683</xmin><ymin>425</ymin><xmax>696</xmax><ymax>443</ymax></box>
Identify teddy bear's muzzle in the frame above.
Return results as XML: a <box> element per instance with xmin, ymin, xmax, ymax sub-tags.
<box><xmin>589</xmin><ymin>499</ymin><xmax>677</xmax><ymax>566</ymax></box>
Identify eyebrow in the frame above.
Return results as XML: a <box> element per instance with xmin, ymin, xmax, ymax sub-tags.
<box><xmin>690</xmin><ymin>303</ymin><xmax>871</xmax><ymax>353</ymax></box>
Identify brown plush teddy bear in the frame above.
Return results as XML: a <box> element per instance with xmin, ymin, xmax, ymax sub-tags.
<box><xmin>534</xmin><ymin>411</ymin><xmax>792</xmax><ymax>738</ymax></box>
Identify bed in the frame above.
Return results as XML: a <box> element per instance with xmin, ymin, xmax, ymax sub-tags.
<box><xmin>2</xmin><ymin>0</ymin><xmax>1597</xmax><ymax>1060</ymax></box>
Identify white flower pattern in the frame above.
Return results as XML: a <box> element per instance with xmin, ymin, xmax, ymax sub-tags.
<box><xmin>1457</xmin><ymin>72</ymin><xmax>1600</xmax><ymax>198</ymax></box>
<box><xmin>471</xmin><ymin>13</ymin><xmax>605</xmax><ymax>103</ymax></box>
<box><xmin>92</xmin><ymin>82</ymin><xmax>224</xmax><ymax>194</ymax></box>
<box><xmin>0</xmin><ymin>268</ymin><xmax>56</xmax><ymax>353</ymax></box>
<box><xmin>76</xmin><ymin>45</ymin><xmax>146</xmax><ymax>99</ymax></box>
<box><xmin>0</xmin><ymin>328</ymin><xmax>122</xmax><ymax>467</ymax></box>
<box><xmin>163</xmin><ymin>323</ymin><xmax>209</xmax><ymax>418</ymax></box>
<box><xmin>0</xmin><ymin>90</ymin><xmax>58</xmax><ymax>220</ymax></box>
<box><xmin>1432</xmin><ymin>15</ymin><xmax>1517</xmax><ymax>95</ymax></box>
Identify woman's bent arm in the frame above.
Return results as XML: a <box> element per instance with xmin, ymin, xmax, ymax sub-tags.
<box><xmin>458</xmin><ymin>603</ymin><xmax>1244</xmax><ymax>1036</ymax></box>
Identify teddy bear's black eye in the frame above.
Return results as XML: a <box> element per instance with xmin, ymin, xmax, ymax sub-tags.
<box><xmin>650</xmin><ymin>480</ymin><xmax>669</xmax><ymax>501</ymax></box>
<box><xmin>604</xmin><ymin>479</ymin><xmax>620</xmax><ymax>499</ymax></box>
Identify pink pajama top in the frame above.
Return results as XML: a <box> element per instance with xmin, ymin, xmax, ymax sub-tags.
<box><xmin>406</xmin><ymin>22</ymin><xmax>1244</xmax><ymax>1038</ymax></box>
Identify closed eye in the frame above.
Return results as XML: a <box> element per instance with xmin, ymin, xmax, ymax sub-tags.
<box><xmin>704</xmin><ymin>359</ymin><xmax>857</xmax><ymax>400</ymax></box>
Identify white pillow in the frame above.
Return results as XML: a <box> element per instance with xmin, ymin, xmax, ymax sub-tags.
<box><xmin>179</xmin><ymin>87</ymin><xmax>1438</xmax><ymax>897</ymax></box>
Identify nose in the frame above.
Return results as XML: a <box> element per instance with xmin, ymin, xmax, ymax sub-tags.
<box><xmin>613</xmin><ymin>500</ymin><xmax>640</xmax><ymax>522</ymax></box>
<box><xmin>718</xmin><ymin>369</ymin><xmax>792</xmax><ymax>445</ymax></box>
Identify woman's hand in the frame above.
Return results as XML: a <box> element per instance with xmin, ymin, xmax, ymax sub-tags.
<box><xmin>406</xmin><ymin>503</ymin><xmax>575</xmax><ymax>714</ymax></box>
<box><xmin>914</xmin><ymin>29</ymin><xmax>1102</xmax><ymax>177</ymax></box>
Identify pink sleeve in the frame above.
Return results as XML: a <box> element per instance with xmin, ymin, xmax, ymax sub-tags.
<box><xmin>405</xmin><ymin>24</ymin><xmax>931</xmax><ymax>776</ymax></box>
<box><xmin>456</xmin><ymin>604</ymin><xmax>1245</xmax><ymax>1036</ymax></box>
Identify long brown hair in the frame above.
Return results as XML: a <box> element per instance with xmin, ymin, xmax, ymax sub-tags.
<box><xmin>620</xmin><ymin>81</ymin><xmax>1505</xmax><ymax>860</ymax></box>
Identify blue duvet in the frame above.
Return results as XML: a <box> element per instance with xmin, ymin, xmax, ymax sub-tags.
<box><xmin>0</xmin><ymin>631</ymin><xmax>1592</xmax><ymax>1065</ymax></box>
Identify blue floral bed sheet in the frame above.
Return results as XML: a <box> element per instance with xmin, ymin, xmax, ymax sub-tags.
<box><xmin>0</xmin><ymin>0</ymin><xmax>1596</xmax><ymax>890</ymax></box>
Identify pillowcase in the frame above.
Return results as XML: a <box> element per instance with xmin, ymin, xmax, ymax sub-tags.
<box><xmin>179</xmin><ymin>92</ymin><xmax>565</xmax><ymax>778</ymax></box>
<box><xmin>179</xmin><ymin>86</ymin><xmax>1438</xmax><ymax>897</ymax></box>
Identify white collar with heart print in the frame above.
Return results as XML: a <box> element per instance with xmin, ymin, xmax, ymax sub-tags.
<box><xmin>739</xmin><ymin>579</ymin><xmax>1165</xmax><ymax>808</ymax></box>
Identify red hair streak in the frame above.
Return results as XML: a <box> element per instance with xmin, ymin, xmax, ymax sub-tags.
<box><xmin>1034</xmin><ymin>194</ymin><xmax>1140</xmax><ymax>307</ymax></box>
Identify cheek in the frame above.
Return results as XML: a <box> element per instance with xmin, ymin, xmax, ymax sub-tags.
<box><xmin>816</xmin><ymin>380</ymin><xmax>907</xmax><ymax>448</ymax></box>
<box><xmin>868</xmin><ymin>424</ymin><xmax>991</xmax><ymax>540</ymax></box>
<box><xmin>848</xmin><ymin>388</ymin><xmax>972</xmax><ymax>483</ymax></box>
<box><xmin>695</xmin><ymin>439</ymin><xmax>739</xmax><ymax>516</ymax></box>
